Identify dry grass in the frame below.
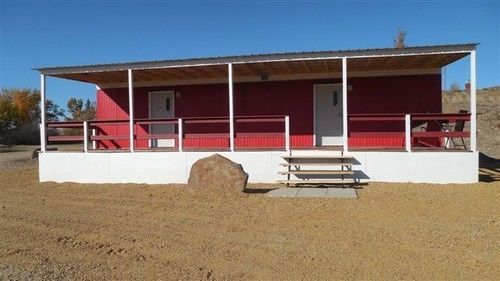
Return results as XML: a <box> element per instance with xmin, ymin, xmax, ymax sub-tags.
<box><xmin>0</xmin><ymin>162</ymin><xmax>499</xmax><ymax>280</ymax></box>
<box><xmin>443</xmin><ymin>86</ymin><xmax>500</xmax><ymax>158</ymax></box>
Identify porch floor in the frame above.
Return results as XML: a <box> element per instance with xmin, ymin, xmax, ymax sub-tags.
<box><xmin>349</xmin><ymin>147</ymin><xmax>471</xmax><ymax>152</ymax></box>
<box><xmin>59</xmin><ymin>145</ymin><xmax>345</xmax><ymax>153</ymax></box>
<box><xmin>47</xmin><ymin>145</ymin><xmax>470</xmax><ymax>153</ymax></box>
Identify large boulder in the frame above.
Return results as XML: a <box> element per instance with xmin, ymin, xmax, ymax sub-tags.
<box><xmin>188</xmin><ymin>154</ymin><xmax>248</xmax><ymax>191</ymax></box>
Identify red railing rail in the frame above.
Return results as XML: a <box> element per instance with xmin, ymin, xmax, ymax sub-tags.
<box><xmin>234</xmin><ymin>115</ymin><xmax>289</xmax><ymax>150</ymax></box>
<box><xmin>45</xmin><ymin>115</ymin><xmax>290</xmax><ymax>151</ymax></box>
<box><xmin>133</xmin><ymin>118</ymin><xmax>180</xmax><ymax>143</ymax></box>
<box><xmin>347</xmin><ymin>114</ymin><xmax>406</xmax><ymax>142</ymax></box>
<box><xmin>46</xmin><ymin>121</ymin><xmax>85</xmax><ymax>143</ymax></box>
<box><xmin>348</xmin><ymin>113</ymin><xmax>471</xmax><ymax>150</ymax></box>
<box><xmin>236</xmin><ymin>115</ymin><xmax>286</xmax><ymax>123</ymax></box>
<box><xmin>46</xmin><ymin>121</ymin><xmax>85</xmax><ymax>128</ymax></box>
<box><xmin>411</xmin><ymin>113</ymin><xmax>470</xmax><ymax>140</ymax></box>
<box><xmin>411</xmin><ymin>113</ymin><xmax>470</xmax><ymax>121</ymax></box>
<box><xmin>87</xmin><ymin>120</ymin><xmax>129</xmax><ymax>143</ymax></box>
<box><xmin>348</xmin><ymin>113</ymin><xmax>406</xmax><ymax>121</ymax></box>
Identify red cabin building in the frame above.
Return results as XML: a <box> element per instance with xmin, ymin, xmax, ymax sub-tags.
<box><xmin>36</xmin><ymin>43</ymin><xmax>479</xmax><ymax>185</ymax></box>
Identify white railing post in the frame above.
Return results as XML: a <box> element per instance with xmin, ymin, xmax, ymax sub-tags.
<box><xmin>405</xmin><ymin>114</ymin><xmax>411</xmax><ymax>152</ymax></box>
<box><xmin>342</xmin><ymin>57</ymin><xmax>348</xmax><ymax>152</ymax></box>
<box><xmin>470</xmin><ymin>50</ymin><xmax>477</xmax><ymax>152</ymax></box>
<box><xmin>285</xmin><ymin>116</ymin><xmax>290</xmax><ymax>151</ymax></box>
<box><xmin>228</xmin><ymin>63</ymin><xmax>235</xmax><ymax>151</ymax></box>
<box><xmin>128</xmin><ymin>69</ymin><xmax>135</xmax><ymax>153</ymax></box>
<box><xmin>92</xmin><ymin>128</ymin><xmax>97</xmax><ymax>149</ymax></box>
<box><xmin>83</xmin><ymin>121</ymin><xmax>88</xmax><ymax>153</ymax></box>
<box><xmin>40</xmin><ymin>74</ymin><xmax>46</xmax><ymax>152</ymax></box>
<box><xmin>39</xmin><ymin>123</ymin><xmax>44</xmax><ymax>152</ymax></box>
<box><xmin>178</xmin><ymin>118</ymin><xmax>183</xmax><ymax>152</ymax></box>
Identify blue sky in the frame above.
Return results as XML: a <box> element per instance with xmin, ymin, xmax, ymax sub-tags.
<box><xmin>1</xmin><ymin>0</ymin><xmax>499</xmax><ymax>107</ymax></box>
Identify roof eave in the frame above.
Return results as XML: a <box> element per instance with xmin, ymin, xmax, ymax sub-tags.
<box><xmin>34</xmin><ymin>43</ymin><xmax>478</xmax><ymax>76</ymax></box>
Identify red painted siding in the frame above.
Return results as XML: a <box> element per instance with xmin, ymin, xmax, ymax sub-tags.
<box><xmin>348</xmin><ymin>74</ymin><xmax>442</xmax><ymax>148</ymax></box>
<box><xmin>96</xmin><ymin>74</ymin><xmax>441</xmax><ymax>149</ymax></box>
<box><xmin>96</xmin><ymin>88</ymin><xmax>129</xmax><ymax>149</ymax></box>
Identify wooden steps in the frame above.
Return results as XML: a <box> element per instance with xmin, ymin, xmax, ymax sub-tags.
<box><xmin>278</xmin><ymin>170</ymin><xmax>354</xmax><ymax>175</ymax></box>
<box><xmin>282</xmin><ymin>155</ymin><xmax>354</xmax><ymax>159</ymax></box>
<box><xmin>278</xmin><ymin>153</ymin><xmax>356</xmax><ymax>187</ymax></box>
<box><xmin>280</xmin><ymin>162</ymin><xmax>353</xmax><ymax>167</ymax></box>
<box><xmin>277</xmin><ymin>179</ymin><xmax>356</xmax><ymax>185</ymax></box>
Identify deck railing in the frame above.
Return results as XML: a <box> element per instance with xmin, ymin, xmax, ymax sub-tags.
<box><xmin>235</xmin><ymin>115</ymin><xmax>290</xmax><ymax>150</ymax></box>
<box><xmin>347</xmin><ymin>114</ymin><xmax>406</xmax><ymax>149</ymax></box>
<box><xmin>348</xmin><ymin>113</ymin><xmax>471</xmax><ymax>151</ymax></box>
<box><xmin>46</xmin><ymin>113</ymin><xmax>469</xmax><ymax>152</ymax></box>
<box><xmin>45</xmin><ymin>115</ymin><xmax>290</xmax><ymax>152</ymax></box>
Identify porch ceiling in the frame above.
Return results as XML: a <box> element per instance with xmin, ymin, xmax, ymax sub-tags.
<box><xmin>37</xmin><ymin>44</ymin><xmax>475</xmax><ymax>86</ymax></box>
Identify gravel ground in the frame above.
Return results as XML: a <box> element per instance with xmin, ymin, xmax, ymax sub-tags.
<box><xmin>0</xmin><ymin>146</ymin><xmax>38</xmax><ymax>170</ymax></box>
<box><xmin>1</xmin><ymin>86</ymin><xmax>498</xmax><ymax>280</ymax></box>
<box><xmin>0</xmin><ymin>162</ymin><xmax>498</xmax><ymax>280</ymax></box>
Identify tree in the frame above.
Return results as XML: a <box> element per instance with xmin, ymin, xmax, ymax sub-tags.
<box><xmin>0</xmin><ymin>88</ymin><xmax>65</xmax><ymax>145</ymax></box>
<box><xmin>63</xmin><ymin>98</ymin><xmax>96</xmax><ymax>137</ymax></box>
<box><xmin>393</xmin><ymin>28</ymin><xmax>407</xmax><ymax>49</ymax></box>
<box><xmin>66</xmin><ymin>98</ymin><xmax>96</xmax><ymax>121</ymax></box>
<box><xmin>10</xmin><ymin>89</ymin><xmax>40</xmax><ymax>123</ymax></box>
<box><xmin>45</xmin><ymin>100</ymin><xmax>66</xmax><ymax>121</ymax></box>
<box><xmin>0</xmin><ymin>93</ymin><xmax>16</xmax><ymax>133</ymax></box>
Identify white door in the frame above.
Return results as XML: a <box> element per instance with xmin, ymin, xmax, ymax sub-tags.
<box><xmin>149</xmin><ymin>91</ymin><xmax>175</xmax><ymax>147</ymax></box>
<box><xmin>314</xmin><ymin>84</ymin><xmax>343</xmax><ymax>146</ymax></box>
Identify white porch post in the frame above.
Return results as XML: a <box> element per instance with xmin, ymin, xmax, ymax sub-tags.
<box><xmin>92</xmin><ymin>128</ymin><xmax>97</xmax><ymax>150</ymax></box>
<box><xmin>342</xmin><ymin>57</ymin><xmax>348</xmax><ymax>152</ymax></box>
<box><xmin>285</xmin><ymin>116</ymin><xmax>290</xmax><ymax>151</ymax></box>
<box><xmin>128</xmin><ymin>69</ymin><xmax>135</xmax><ymax>153</ymax></box>
<box><xmin>178</xmin><ymin>118</ymin><xmax>183</xmax><ymax>152</ymax></box>
<box><xmin>40</xmin><ymin>74</ymin><xmax>47</xmax><ymax>152</ymax></box>
<box><xmin>228</xmin><ymin>63</ymin><xmax>235</xmax><ymax>151</ymax></box>
<box><xmin>470</xmin><ymin>50</ymin><xmax>477</xmax><ymax>152</ymax></box>
<box><xmin>405</xmin><ymin>114</ymin><xmax>412</xmax><ymax>152</ymax></box>
<box><xmin>83</xmin><ymin>121</ymin><xmax>88</xmax><ymax>153</ymax></box>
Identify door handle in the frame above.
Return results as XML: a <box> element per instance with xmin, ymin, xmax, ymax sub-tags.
<box><xmin>333</xmin><ymin>91</ymin><xmax>338</xmax><ymax>106</ymax></box>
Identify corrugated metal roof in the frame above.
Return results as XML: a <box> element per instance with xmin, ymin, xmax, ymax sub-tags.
<box><xmin>35</xmin><ymin>43</ymin><xmax>478</xmax><ymax>75</ymax></box>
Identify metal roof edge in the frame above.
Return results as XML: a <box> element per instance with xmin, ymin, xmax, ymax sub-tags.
<box><xmin>34</xmin><ymin>43</ymin><xmax>478</xmax><ymax>75</ymax></box>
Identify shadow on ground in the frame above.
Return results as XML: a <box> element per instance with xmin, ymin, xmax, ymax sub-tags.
<box><xmin>243</xmin><ymin>182</ymin><xmax>367</xmax><ymax>194</ymax></box>
<box><xmin>243</xmin><ymin>187</ymin><xmax>278</xmax><ymax>194</ymax></box>
<box><xmin>479</xmin><ymin>152</ymin><xmax>500</xmax><ymax>183</ymax></box>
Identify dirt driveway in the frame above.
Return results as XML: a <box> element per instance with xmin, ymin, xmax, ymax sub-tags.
<box><xmin>0</xmin><ymin>158</ymin><xmax>498</xmax><ymax>280</ymax></box>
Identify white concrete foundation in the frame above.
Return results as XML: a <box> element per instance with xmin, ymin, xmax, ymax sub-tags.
<box><xmin>39</xmin><ymin>150</ymin><xmax>478</xmax><ymax>184</ymax></box>
<box><xmin>350</xmin><ymin>151</ymin><xmax>479</xmax><ymax>184</ymax></box>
